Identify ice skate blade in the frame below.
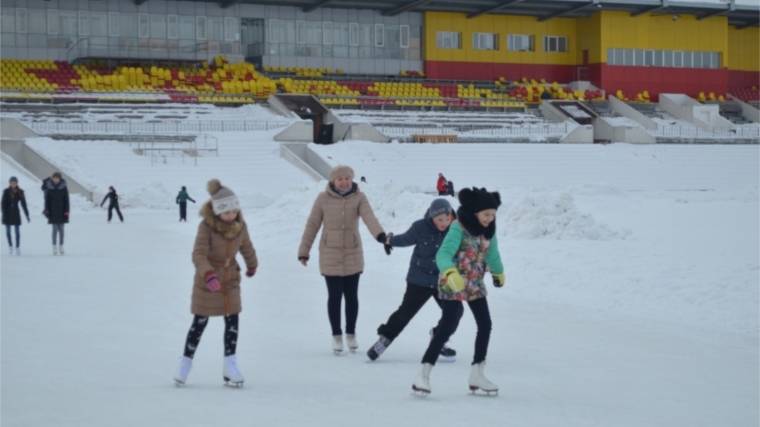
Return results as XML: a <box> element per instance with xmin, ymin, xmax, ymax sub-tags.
<box><xmin>349</xmin><ymin>348</ymin><xmax>357</xmax><ymax>353</ymax></box>
<box><xmin>438</xmin><ymin>355</ymin><xmax>456</xmax><ymax>363</ymax></box>
<box><xmin>333</xmin><ymin>350</ymin><xmax>343</xmax><ymax>356</ymax></box>
<box><xmin>174</xmin><ymin>380</ymin><xmax>185</xmax><ymax>387</ymax></box>
<box><xmin>469</xmin><ymin>386</ymin><xmax>498</xmax><ymax>396</ymax></box>
<box><xmin>411</xmin><ymin>385</ymin><xmax>430</xmax><ymax>396</ymax></box>
<box><xmin>224</xmin><ymin>379</ymin><xmax>244</xmax><ymax>388</ymax></box>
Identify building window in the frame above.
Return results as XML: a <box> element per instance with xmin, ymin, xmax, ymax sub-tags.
<box><xmin>673</xmin><ymin>51</ymin><xmax>683</xmax><ymax>67</ymax></box>
<box><xmin>167</xmin><ymin>15</ymin><xmax>178</xmax><ymax>39</ymax></box>
<box><xmin>78</xmin><ymin>11</ymin><xmax>89</xmax><ymax>36</ymax></box>
<box><xmin>48</xmin><ymin>10</ymin><xmax>59</xmax><ymax>35</ymax></box>
<box><xmin>400</xmin><ymin>25</ymin><xmax>409</xmax><ymax>48</ymax></box>
<box><xmin>349</xmin><ymin>23</ymin><xmax>359</xmax><ymax>46</ymax></box>
<box><xmin>16</xmin><ymin>8</ymin><xmax>27</xmax><ymax>33</ymax></box>
<box><xmin>507</xmin><ymin>34</ymin><xmax>533</xmax><ymax>51</ymax></box>
<box><xmin>543</xmin><ymin>35</ymin><xmax>567</xmax><ymax>53</ymax></box>
<box><xmin>296</xmin><ymin>20</ymin><xmax>306</xmax><ymax>44</ymax></box>
<box><xmin>138</xmin><ymin>13</ymin><xmax>149</xmax><ymax>38</ymax></box>
<box><xmin>435</xmin><ymin>31</ymin><xmax>460</xmax><ymax>49</ymax></box>
<box><xmin>196</xmin><ymin>16</ymin><xmax>206</xmax><ymax>40</ymax></box>
<box><xmin>473</xmin><ymin>33</ymin><xmax>497</xmax><ymax>50</ymax></box>
<box><xmin>224</xmin><ymin>17</ymin><xmax>236</xmax><ymax>41</ymax></box>
<box><xmin>323</xmin><ymin>22</ymin><xmax>332</xmax><ymax>45</ymax></box>
<box><xmin>108</xmin><ymin>12</ymin><xmax>119</xmax><ymax>37</ymax></box>
<box><xmin>375</xmin><ymin>24</ymin><xmax>384</xmax><ymax>47</ymax></box>
<box><xmin>269</xmin><ymin>19</ymin><xmax>279</xmax><ymax>43</ymax></box>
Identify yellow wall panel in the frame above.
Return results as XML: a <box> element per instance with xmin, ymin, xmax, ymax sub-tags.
<box><xmin>728</xmin><ymin>26</ymin><xmax>759</xmax><ymax>71</ymax></box>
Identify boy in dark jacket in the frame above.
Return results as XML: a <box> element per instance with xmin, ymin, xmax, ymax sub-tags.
<box><xmin>176</xmin><ymin>186</ymin><xmax>196</xmax><ymax>222</ymax></box>
<box><xmin>100</xmin><ymin>186</ymin><xmax>124</xmax><ymax>223</ymax></box>
<box><xmin>44</xmin><ymin>172</ymin><xmax>69</xmax><ymax>255</ymax></box>
<box><xmin>367</xmin><ymin>199</ymin><xmax>464</xmax><ymax>362</ymax></box>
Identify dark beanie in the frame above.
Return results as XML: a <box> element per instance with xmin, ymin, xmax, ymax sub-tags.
<box><xmin>458</xmin><ymin>187</ymin><xmax>501</xmax><ymax>213</ymax></box>
<box><xmin>52</xmin><ymin>172</ymin><xmax>62</xmax><ymax>179</ymax></box>
<box><xmin>9</xmin><ymin>176</ymin><xmax>18</xmax><ymax>183</ymax></box>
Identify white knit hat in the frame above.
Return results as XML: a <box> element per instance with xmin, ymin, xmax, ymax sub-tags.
<box><xmin>328</xmin><ymin>165</ymin><xmax>355</xmax><ymax>183</ymax></box>
<box><xmin>207</xmin><ymin>179</ymin><xmax>240</xmax><ymax>215</ymax></box>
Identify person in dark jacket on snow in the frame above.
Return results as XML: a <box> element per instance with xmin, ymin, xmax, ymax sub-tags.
<box><xmin>367</xmin><ymin>198</ymin><xmax>463</xmax><ymax>362</ymax></box>
<box><xmin>446</xmin><ymin>181</ymin><xmax>455</xmax><ymax>197</ymax></box>
<box><xmin>44</xmin><ymin>172</ymin><xmax>69</xmax><ymax>255</ymax></box>
<box><xmin>100</xmin><ymin>186</ymin><xmax>124</xmax><ymax>223</ymax></box>
<box><xmin>176</xmin><ymin>186</ymin><xmax>196</xmax><ymax>222</ymax></box>
<box><xmin>2</xmin><ymin>176</ymin><xmax>30</xmax><ymax>255</ymax></box>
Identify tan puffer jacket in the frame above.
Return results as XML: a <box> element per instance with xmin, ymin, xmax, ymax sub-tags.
<box><xmin>299</xmin><ymin>183</ymin><xmax>384</xmax><ymax>277</ymax></box>
<box><xmin>191</xmin><ymin>202</ymin><xmax>258</xmax><ymax>317</ymax></box>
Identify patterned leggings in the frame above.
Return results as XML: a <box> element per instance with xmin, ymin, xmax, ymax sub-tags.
<box><xmin>182</xmin><ymin>314</ymin><xmax>239</xmax><ymax>358</ymax></box>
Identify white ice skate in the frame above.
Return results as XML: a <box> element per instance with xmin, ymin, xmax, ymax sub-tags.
<box><xmin>58</xmin><ymin>245</ymin><xmax>64</xmax><ymax>255</ymax></box>
<box><xmin>8</xmin><ymin>245</ymin><xmax>12</xmax><ymax>255</ymax></box>
<box><xmin>468</xmin><ymin>361</ymin><xmax>498</xmax><ymax>395</ymax></box>
<box><xmin>52</xmin><ymin>245</ymin><xmax>58</xmax><ymax>255</ymax></box>
<box><xmin>332</xmin><ymin>335</ymin><xmax>344</xmax><ymax>355</ymax></box>
<box><xmin>223</xmin><ymin>355</ymin><xmax>244</xmax><ymax>387</ymax></box>
<box><xmin>15</xmin><ymin>247</ymin><xmax>20</xmax><ymax>256</ymax></box>
<box><xmin>174</xmin><ymin>356</ymin><xmax>193</xmax><ymax>386</ymax></box>
<box><xmin>346</xmin><ymin>334</ymin><xmax>359</xmax><ymax>353</ymax></box>
<box><xmin>412</xmin><ymin>363</ymin><xmax>433</xmax><ymax>395</ymax></box>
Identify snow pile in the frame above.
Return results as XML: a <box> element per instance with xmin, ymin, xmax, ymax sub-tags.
<box><xmin>501</xmin><ymin>189</ymin><xmax>630</xmax><ymax>240</ymax></box>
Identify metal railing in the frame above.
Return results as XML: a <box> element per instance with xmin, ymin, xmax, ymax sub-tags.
<box><xmin>126</xmin><ymin>134</ymin><xmax>218</xmax><ymax>166</ymax></box>
<box><xmin>20</xmin><ymin>120</ymin><xmax>291</xmax><ymax>134</ymax></box>
<box><xmin>645</xmin><ymin>126</ymin><xmax>759</xmax><ymax>139</ymax></box>
<box><xmin>376</xmin><ymin>123</ymin><xmax>569</xmax><ymax>137</ymax></box>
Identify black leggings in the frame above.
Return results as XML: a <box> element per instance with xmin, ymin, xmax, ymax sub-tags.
<box><xmin>324</xmin><ymin>273</ymin><xmax>360</xmax><ymax>336</ymax></box>
<box><xmin>182</xmin><ymin>314</ymin><xmax>239</xmax><ymax>358</ymax></box>
<box><xmin>108</xmin><ymin>204</ymin><xmax>123</xmax><ymax>222</ymax></box>
<box><xmin>377</xmin><ymin>282</ymin><xmax>463</xmax><ymax>341</ymax></box>
<box><xmin>422</xmin><ymin>298</ymin><xmax>492</xmax><ymax>366</ymax></box>
<box><xmin>179</xmin><ymin>202</ymin><xmax>188</xmax><ymax>221</ymax></box>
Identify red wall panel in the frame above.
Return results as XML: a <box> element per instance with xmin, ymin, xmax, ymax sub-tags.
<box><xmin>600</xmin><ymin>64</ymin><xmax>728</xmax><ymax>101</ymax></box>
<box><xmin>727</xmin><ymin>71</ymin><xmax>760</xmax><ymax>89</ymax></box>
<box><xmin>424</xmin><ymin>61</ymin><xmax>576</xmax><ymax>83</ymax></box>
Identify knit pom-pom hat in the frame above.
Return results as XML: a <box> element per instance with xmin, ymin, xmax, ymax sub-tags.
<box><xmin>458</xmin><ymin>187</ymin><xmax>501</xmax><ymax>214</ymax></box>
<box><xmin>207</xmin><ymin>179</ymin><xmax>240</xmax><ymax>215</ymax></box>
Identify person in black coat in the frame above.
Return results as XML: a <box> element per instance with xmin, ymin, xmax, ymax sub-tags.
<box><xmin>44</xmin><ymin>172</ymin><xmax>69</xmax><ymax>255</ymax></box>
<box><xmin>446</xmin><ymin>181</ymin><xmax>455</xmax><ymax>197</ymax></box>
<box><xmin>100</xmin><ymin>186</ymin><xmax>124</xmax><ymax>223</ymax></box>
<box><xmin>2</xmin><ymin>176</ymin><xmax>30</xmax><ymax>255</ymax></box>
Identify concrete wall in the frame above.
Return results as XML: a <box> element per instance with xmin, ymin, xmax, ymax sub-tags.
<box><xmin>279</xmin><ymin>143</ymin><xmax>324</xmax><ymax>181</ymax></box>
<box><xmin>613</xmin><ymin>126</ymin><xmax>656</xmax><ymax>144</ymax></box>
<box><xmin>608</xmin><ymin>95</ymin><xmax>658</xmax><ymax>129</ymax></box>
<box><xmin>539</xmin><ymin>101</ymin><xmax>573</xmax><ymax>124</ymax></box>
<box><xmin>348</xmin><ymin>123</ymin><xmax>390</xmax><ymax>142</ymax></box>
<box><xmin>1</xmin><ymin>118</ymin><xmax>39</xmax><ymax>139</ymax></box>
<box><xmin>730</xmin><ymin>97</ymin><xmax>760</xmax><ymax>123</ymax></box>
<box><xmin>659</xmin><ymin>94</ymin><xmax>734</xmax><ymax>130</ymax></box>
<box><xmin>560</xmin><ymin>124</ymin><xmax>593</xmax><ymax>143</ymax></box>
<box><xmin>273</xmin><ymin>121</ymin><xmax>313</xmax><ymax>142</ymax></box>
<box><xmin>266</xmin><ymin>95</ymin><xmax>301</xmax><ymax>119</ymax></box>
<box><xmin>0</xmin><ymin>140</ymin><xmax>93</xmax><ymax>201</ymax></box>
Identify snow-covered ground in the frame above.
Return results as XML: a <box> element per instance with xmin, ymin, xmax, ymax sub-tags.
<box><xmin>1</xmin><ymin>134</ymin><xmax>758</xmax><ymax>427</ymax></box>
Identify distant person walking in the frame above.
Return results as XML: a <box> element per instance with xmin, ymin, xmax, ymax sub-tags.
<box><xmin>436</xmin><ymin>173</ymin><xmax>448</xmax><ymax>196</ymax></box>
<box><xmin>176</xmin><ymin>186</ymin><xmax>196</xmax><ymax>222</ymax></box>
<box><xmin>44</xmin><ymin>172</ymin><xmax>69</xmax><ymax>255</ymax></box>
<box><xmin>100</xmin><ymin>186</ymin><xmax>124</xmax><ymax>223</ymax></box>
<box><xmin>446</xmin><ymin>181</ymin><xmax>455</xmax><ymax>197</ymax></box>
<box><xmin>2</xmin><ymin>176</ymin><xmax>30</xmax><ymax>255</ymax></box>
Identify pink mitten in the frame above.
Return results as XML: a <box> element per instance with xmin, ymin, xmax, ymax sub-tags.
<box><xmin>245</xmin><ymin>268</ymin><xmax>256</xmax><ymax>278</ymax></box>
<box><xmin>206</xmin><ymin>272</ymin><xmax>221</xmax><ymax>292</ymax></box>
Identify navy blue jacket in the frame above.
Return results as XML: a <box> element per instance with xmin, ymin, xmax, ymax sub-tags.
<box><xmin>389</xmin><ymin>216</ymin><xmax>449</xmax><ymax>288</ymax></box>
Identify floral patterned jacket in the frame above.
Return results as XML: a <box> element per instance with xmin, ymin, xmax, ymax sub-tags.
<box><xmin>435</xmin><ymin>221</ymin><xmax>504</xmax><ymax>301</ymax></box>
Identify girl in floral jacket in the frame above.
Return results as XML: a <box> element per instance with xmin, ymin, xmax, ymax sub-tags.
<box><xmin>412</xmin><ymin>187</ymin><xmax>504</xmax><ymax>395</ymax></box>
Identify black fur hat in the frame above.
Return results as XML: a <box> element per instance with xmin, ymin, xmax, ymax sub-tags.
<box><xmin>458</xmin><ymin>187</ymin><xmax>501</xmax><ymax>213</ymax></box>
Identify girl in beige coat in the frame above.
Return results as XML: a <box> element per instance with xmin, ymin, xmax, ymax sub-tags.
<box><xmin>174</xmin><ymin>179</ymin><xmax>258</xmax><ymax>387</ymax></box>
<box><xmin>299</xmin><ymin>165</ymin><xmax>386</xmax><ymax>354</ymax></box>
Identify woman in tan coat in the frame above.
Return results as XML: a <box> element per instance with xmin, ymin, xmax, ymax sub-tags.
<box><xmin>174</xmin><ymin>179</ymin><xmax>258</xmax><ymax>387</ymax></box>
<box><xmin>299</xmin><ymin>165</ymin><xmax>386</xmax><ymax>355</ymax></box>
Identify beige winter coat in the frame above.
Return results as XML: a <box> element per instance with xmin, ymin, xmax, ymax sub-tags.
<box><xmin>299</xmin><ymin>184</ymin><xmax>384</xmax><ymax>277</ymax></box>
<box><xmin>191</xmin><ymin>202</ymin><xmax>258</xmax><ymax>317</ymax></box>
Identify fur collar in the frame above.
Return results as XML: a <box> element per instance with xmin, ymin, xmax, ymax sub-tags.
<box><xmin>326</xmin><ymin>182</ymin><xmax>358</xmax><ymax>198</ymax></box>
<box><xmin>456</xmin><ymin>206</ymin><xmax>496</xmax><ymax>239</ymax></box>
<box><xmin>200</xmin><ymin>202</ymin><xmax>244</xmax><ymax>239</ymax></box>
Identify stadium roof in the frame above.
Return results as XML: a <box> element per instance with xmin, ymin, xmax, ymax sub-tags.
<box><xmin>160</xmin><ymin>0</ymin><xmax>759</xmax><ymax>29</ymax></box>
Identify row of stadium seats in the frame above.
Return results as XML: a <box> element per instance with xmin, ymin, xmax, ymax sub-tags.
<box><xmin>262</xmin><ymin>65</ymin><xmax>345</xmax><ymax>77</ymax></box>
<box><xmin>728</xmin><ymin>87</ymin><xmax>760</xmax><ymax>102</ymax></box>
<box><xmin>321</xmin><ymin>97</ymin><xmax>526</xmax><ymax>108</ymax></box>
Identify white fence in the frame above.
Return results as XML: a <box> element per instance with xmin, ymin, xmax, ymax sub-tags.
<box><xmin>376</xmin><ymin>123</ymin><xmax>569</xmax><ymax>138</ymax></box>
<box><xmin>20</xmin><ymin>120</ymin><xmax>292</xmax><ymax>134</ymax></box>
<box><xmin>646</xmin><ymin>126</ymin><xmax>760</xmax><ymax>139</ymax></box>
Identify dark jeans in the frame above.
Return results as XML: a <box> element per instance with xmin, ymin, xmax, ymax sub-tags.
<box><xmin>422</xmin><ymin>298</ymin><xmax>492</xmax><ymax>366</ymax></box>
<box><xmin>5</xmin><ymin>225</ymin><xmax>19</xmax><ymax>247</ymax></box>
<box><xmin>377</xmin><ymin>282</ymin><xmax>463</xmax><ymax>341</ymax></box>
<box><xmin>324</xmin><ymin>273</ymin><xmax>360</xmax><ymax>336</ymax></box>
<box><xmin>182</xmin><ymin>314</ymin><xmax>239</xmax><ymax>358</ymax></box>
<box><xmin>108</xmin><ymin>204</ymin><xmax>123</xmax><ymax>222</ymax></box>
<box><xmin>179</xmin><ymin>202</ymin><xmax>188</xmax><ymax>221</ymax></box>
<box><xmin>438</xmin><ymin>190</ymin><xmax>447</xmax><ymax>196</ymax></box>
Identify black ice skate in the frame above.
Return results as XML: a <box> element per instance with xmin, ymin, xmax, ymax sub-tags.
<box><xmin>366</xmin><ymin>335</ymin><xmax>392</xmax><ymax>361</ymax></box>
